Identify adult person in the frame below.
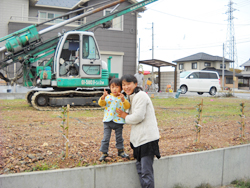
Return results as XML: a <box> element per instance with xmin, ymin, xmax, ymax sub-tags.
<box><xmin>134</xmin><ymin>68</ymin><xmax>144</xmax><ymax>88</ymax></box>
<box><xmin>116</xmin><ymin>74</ymin><xmax>160</xmax><ymax>188</ymax></box>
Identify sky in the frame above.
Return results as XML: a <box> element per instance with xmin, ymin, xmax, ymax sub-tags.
<box><xmin>137</xmin><ymin>0</ymin><xmax>250</xmax><ymax>71</ymax></box>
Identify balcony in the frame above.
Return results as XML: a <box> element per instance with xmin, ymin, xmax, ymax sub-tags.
<box><xmin>9</xmin><ymin>16</ymin><xmax>85</xmax><ymax>26</ymax></box>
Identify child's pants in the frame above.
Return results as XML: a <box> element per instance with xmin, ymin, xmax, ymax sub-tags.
<box><xmin>136</xmin><ymin>155</ymin><xmax>155</xmax><ymax>188</ymax></box>
<box><xmin>100</xmin><ymin>121</ymin><xmax>124</xmax><ymax>153</ymax></box>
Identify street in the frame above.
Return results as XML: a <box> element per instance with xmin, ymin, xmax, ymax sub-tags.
<box><xmin>180</xmin><ymin>91</ymin><xmax>250</xmax><ymax>100</ymax></box>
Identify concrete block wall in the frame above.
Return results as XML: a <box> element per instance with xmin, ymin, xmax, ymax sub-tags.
<box><xmin>0</xmin><ymin>144</ymin><xmax>250</xmax><ymax>188</ymax></box>
<box><xmin>223</xmin><ymin>144</ymin><xmax>250</xmax><ymax>185</ymax></box>
<box><xmin>154</xmin><ymin>149</ymin><xmax>224</xmax><ymax>187</ymax></box>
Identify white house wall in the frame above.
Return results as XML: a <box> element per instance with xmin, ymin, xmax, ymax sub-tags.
<box><xmin>177</xmin><ymin>61</ymin><xmax>230</xmax><ymax>71</ymax></box>
<box><xmin>0</xmin><ymin>0</ymin><xmax>29</xmax><ymax>45</ymax></box>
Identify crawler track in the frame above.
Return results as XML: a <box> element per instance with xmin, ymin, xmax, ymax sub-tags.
<box><xmin>31</xmin><ymin>90</ymin><xmax>103</xmax><ymax>111</ymax></box>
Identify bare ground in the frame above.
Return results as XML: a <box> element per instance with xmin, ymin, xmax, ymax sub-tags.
<box><xmin>0</xmin><ymin>99</ymin><xmax>250</xmax><ymax>176</ymax></box>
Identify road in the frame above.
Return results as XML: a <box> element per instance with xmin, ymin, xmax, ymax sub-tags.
<box><xmin>179</xmin><ymin>91</ymin><xmax>250</xmax><ymax>100</ymax></box>
<box><xmin>147</xmin><ymin>90</ymin><xmax>250</xmax><ymax>100</ymax></box>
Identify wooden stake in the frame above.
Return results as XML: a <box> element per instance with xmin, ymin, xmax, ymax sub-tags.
<box><xmin>242</xmin><ymin>103</ymin><xmax>245</xmax><ymax>138</ymax></box>
<box><xmin>66</xmin><ymin>104</ymin><xmax>70</xmax><ymax>158</ymax></box>
<box><xmin>197</xmin><ymin>99</ymin><xmax>203</xmax><ymax>143</ymax></box>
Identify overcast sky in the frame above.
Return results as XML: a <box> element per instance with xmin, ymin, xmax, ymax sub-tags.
<box><xmin>137</xmin><ymin>0</ymin><xmax>250</xmax><ymax>71</ymax></box>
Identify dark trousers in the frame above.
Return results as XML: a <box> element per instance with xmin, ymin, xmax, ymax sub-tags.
<box><xmin>136</xmin><ymin>155</ymin><xmax>155</xmax><ymax>188</ymax></box>
<box><xmin>100</xmin><ymin>121</ymin><xmax>124</xmax><ymax>153</ymax></box>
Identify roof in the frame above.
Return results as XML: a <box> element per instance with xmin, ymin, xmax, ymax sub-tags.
<box><xmin>240</xmin><ymin>59</ymin><xmax>250</xmax><ymax>67</ymax></box>
<box><xmin>173</xmin><ymin>52</ymin><xmax>233</xmax><ymax>63</ymax></box>
<box><xmin>202</xmin><ymin>67</ymin><xmax>241</xmax><ymax>77</ymax></box>
<box><xmin>139</xmin><ymin>59</ymin><xmax>176</xmax><ymax>68</ymax></box>
<box><xmin>35</xmin><ymin>0</ymin><xmax>142</xmax><ymax>10</ymax></box>
<box><xmin>36</xmin><ymin>0</ymin><xmax>89</xmax><ymax>9</ymax></box>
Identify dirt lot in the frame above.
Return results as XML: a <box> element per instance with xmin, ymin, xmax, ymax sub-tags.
<box><xmin>0</xmin><ymin>98</ymin><xmax>250</xmax><ymax>175</ymax></box>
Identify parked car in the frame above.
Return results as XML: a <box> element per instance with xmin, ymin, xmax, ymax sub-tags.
<box><xmin>180</xmin><ymin>70</ymin><xmax>221</xmax><ymax>95</ymax></box>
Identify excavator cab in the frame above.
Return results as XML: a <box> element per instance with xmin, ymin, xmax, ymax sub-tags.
<box><xmin>51</xmin><ymin>31</ymin><xmax>105</xmax><ymax>89</ymax></box>
<box><xmin>55</xmin><ymin>31</ymin><xmax>102</xmax><ymax>79</ymax></box>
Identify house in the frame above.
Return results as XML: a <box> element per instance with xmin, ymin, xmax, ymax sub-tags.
<box><xmin>0</xmin><ymin>0</ymin><xmax>143</xmax><ymax>84</ymax></box>
<box><xmin>172</xmin><ymin>52</ymin><xmax>241</xmax><ymax>89</ymax></box>
<box><xmin>238</xmin><ymin>59</ymin><xmax>250</xmax><ymax>90</ymax></box>
<box><xmin>173</xmin><ymin>52</ymin><xmax>232</xmax><ymax>72</ymax></box>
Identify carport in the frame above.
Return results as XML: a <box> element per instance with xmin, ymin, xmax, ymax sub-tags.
<box><xmin>139</xmin><ymin>59</ymin><xmax>177</xmax><ymax>92</ymax></box>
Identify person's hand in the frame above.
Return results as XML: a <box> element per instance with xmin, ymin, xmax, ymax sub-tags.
<box><xmin>101</xmin><ymin>89</ymin><xmax>108</xmax><ymax>100</ymax></box>
<box><xmin>118</xmin><ymin>92</ymin><xmax>125</xmax><ymax>102</ymax></box>
<box><xmin>116</xmin><ymin>109</ymin><xmax>128</xmax><ymax>119</ymax></box>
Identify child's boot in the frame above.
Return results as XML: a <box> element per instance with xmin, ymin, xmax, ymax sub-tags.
<box><xmin>118</xmin><ymin>149</ymin><xmax>129</xmax><ymax>159</ymax></box>
<box><xmin>99</xmin><ymin>152</ymin><xmax>108</xmax><ymax>162</ymax></box>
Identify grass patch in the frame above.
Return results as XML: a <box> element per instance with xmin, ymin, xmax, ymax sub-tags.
<box><xmin>0</xmin><ymin>99</ymin><xmax>30</xmax><ymax>111</ymax></box>
<box><xmin>33</xmin><ymin>162</ymin><xmax>58</xmax><ymax>171</ymax></box>
<box><xmin>1</xmin><ymin>98</ymin><xmax>249</xmax><ymax>127</ymax></box>
<box><xmin>195</xmin><ymin>183</ymin><xmax>212</xmax><ymax>188</ymax></box>
<box><xmin>173</xmin><ymin>184</ymin><xmax>188</xmax><ymax>188</ymax></box>
<box><xmin>152</xmin><ymin>97</ymin><xmax>250</xmax><ymax>126</ymax></box>
<box><xmin>231</xmin><ymin>179</ymin><xmax>250</xmax><ymax>188</ymax></box>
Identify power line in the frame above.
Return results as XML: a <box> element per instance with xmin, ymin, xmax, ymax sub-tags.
<box><xmin>140</xmin><ymin>38</ymin><xmax>250</xmax><ymax>51</ymax></box>
<box><xmin>147</xmin><ymin>7</ymin><xmax>250</xmax><ymax>26</ymax></box>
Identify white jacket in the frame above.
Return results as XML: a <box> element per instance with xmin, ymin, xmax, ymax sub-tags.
<box><xmin>125</xmin><ymin>91</ymin><xmax>160</xmax><ymax>147</ymax></box>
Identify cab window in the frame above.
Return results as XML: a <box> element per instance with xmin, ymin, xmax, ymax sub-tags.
<box><xmin>82</xmin><ymin>35</ymin><xmax>100</xmax><ymax>59</ymax></box>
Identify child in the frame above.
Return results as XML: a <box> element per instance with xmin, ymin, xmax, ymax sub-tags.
<box><xmin>98</xmin><ymin>78</ymin><xmax>130</xmax><ymax>161</ymax></box>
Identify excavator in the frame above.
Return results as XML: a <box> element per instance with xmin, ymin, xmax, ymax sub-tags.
<box><xmin>0</xmin><ymin>0</ymin><xmax>158</xmax><ymax>110</ymax></box>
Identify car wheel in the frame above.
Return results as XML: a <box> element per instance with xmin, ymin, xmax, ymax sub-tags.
<box><xmin>180</xmin><ymin>85</ymin><xmax>187</xmax><ymax>94</ymax></box>
<box><xmin>209</xmin><ymin>87</ymin><xmax>216</xmax><ymax>96</ymax></box>
<box><xmin>197</xmin><ymin>92</ymin><xmax>203</xmax><ymax>95</ymax></box>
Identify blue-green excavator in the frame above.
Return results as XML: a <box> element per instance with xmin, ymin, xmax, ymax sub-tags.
<box><xmin>0</xmin><ymin>0</ymin><xmax>157</xmax><ymax>110</ymax></box>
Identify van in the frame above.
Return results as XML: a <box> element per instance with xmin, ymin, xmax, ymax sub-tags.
<box><xmin>180</xmin><ymin>70</ymin><xmax>221</xmax><ymax>95</ymax></box>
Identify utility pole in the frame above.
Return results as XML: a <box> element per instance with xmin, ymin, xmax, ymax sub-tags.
<box><xmin>222</xmin><ymin>43</ymin><xmax>225</xmax><ymax>90</ymax></box>
<box><xmin>137</xmin><ymin>38</ymin><xmax>140</xmax><ymax>72</ymax></box>
<box><xmin>152</xmin><ymin>22</ymin><xmax>154</xmax><ymax>60</ymax></box>
<box><xmin>151</xmin><ymin>22</ymin><xmax>154</xmax><ymax>83</ymax></box>
<box><xmin>233</xmin><ymin>36</ymin><xmax>235</xmax><ymax>94</ymax></box>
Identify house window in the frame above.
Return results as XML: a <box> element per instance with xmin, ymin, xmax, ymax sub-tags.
<box><xmin>104</xmin><ymin>10</ymin><xmax>123</xmax><ymax>31</ymax></box>
<box><xmin>226</xmin><ymin>77</ymin><xmax>233</xmax><ymax>84</ymax></box>
<box><xmin>179</xmin><ymin>63</ymin><xmax>184</xmax><ymax>70</ymax></box>
<box><xmin>38</xmin><ymin>11</ymin><xmax>68</xmax><ymax>23</ymax></box>
<box><xmin>204</xmin><ymin>62</ymin><xmax>211</xmax><ymax>67</ymax></box>
<box><xmin>192</xmin><ymin>62</ymin><xmax>197</xmax><ymax>69</ymax></box>
<box><xmin>220</xmin><ymin>64</ymin><xmax>226</xmax><ymax>69</ymax></box>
